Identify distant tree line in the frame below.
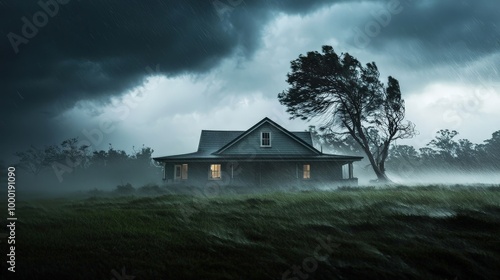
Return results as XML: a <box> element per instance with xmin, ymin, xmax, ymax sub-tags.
<box><xmin>387</xmin><ymin>129</ymin><xmax>500</xmax><ymax>174</ymax></box>
<box><xmin>14</xmin><ymin>138</ymin><xmax>162</xmax><ymax>190</ymax></box>
<box><xmin>311</xmin><ymin>127</ymin><xmax>500</xmax><ymax>176</ymax></box>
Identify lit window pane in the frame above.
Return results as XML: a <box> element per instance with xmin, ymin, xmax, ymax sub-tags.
<box><xmin>210</xmin><ymin>164</ymin><xmax>221</xmax><ymax>179</ymax></box>
<box><xmin>303</xmin><ymin>164</ymin><xmax>310</xmax><ymax>179</ymax></box>
<box><xmin>182</xmin><ymin>164</ymin><xmax>188</xmax><ymax>179</ymax></box>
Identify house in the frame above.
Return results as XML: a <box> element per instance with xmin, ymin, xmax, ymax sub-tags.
<box><xmin>153</xmin><ymin>117</ymin><xmax>362</xmax><ymax>188</ymax></box>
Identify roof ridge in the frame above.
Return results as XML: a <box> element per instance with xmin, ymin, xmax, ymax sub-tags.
<box><xmin>201</xmin><ymin>129</ymin><xmax>307</xmax><ymax>133</ymax></box>
<box><xmin>201</xmin><ymin>130</ymin><xmax>245</xmax><ymax>132</ymax></box>
<box><xmin>214</xmin><ymin>117</ymin><xmax>319</xmax><ymax>155</ymax></box>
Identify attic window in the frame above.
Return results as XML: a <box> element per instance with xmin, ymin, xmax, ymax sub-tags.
<box><xmin>261</xmin><ymin>132</ymin><xmax>271</xmax><ymax>147</ymax></box>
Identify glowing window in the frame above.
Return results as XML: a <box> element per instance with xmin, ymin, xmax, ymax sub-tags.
<box><xmin>303</xmin><ymin>164</ymin><xmax>311</xmax><ymax>179</ymax></box>
<box><xmin>209</xmin><ymin>164</ymin><xmax>221</xmax><ymax>180</ymax></box>
<box><xmin>181</xmin><ymin>164</ymin><xmax>188</xmax><ymax>179</ymax></box>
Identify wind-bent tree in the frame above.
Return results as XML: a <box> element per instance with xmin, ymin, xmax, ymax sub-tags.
<box><xmin>278</xmin><ymin>45</ymin><xmax>416</xmax><ymax>182</ymax></box>
<box><xmin>309</xmin><ymin>125</ymin><xmax>364</xmax><ymax>155</ymax></box>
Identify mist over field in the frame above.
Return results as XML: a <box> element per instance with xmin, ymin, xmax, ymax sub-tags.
<box><xmin>5</xmin><ymin>122</ymin><xmax>498</xmax><ymax>196</ymax></box>
<box><xmin>4</xmin><ymin>167</ymin><xmax>500</xmax><ymax>198</ymax></box>
<box><xmin>385</xmin><ymin>171</ymin><xmax>500</xmax><ymax>186</ymax></box>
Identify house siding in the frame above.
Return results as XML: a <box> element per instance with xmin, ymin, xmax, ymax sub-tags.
<box><xmin>220</xmin><ymin>123</ymin><xmax>317</xmax><ymax>155</ymax></box>
<box><xmin>164</xmin><ymin>162</ymin><xmax>233</xmax><ymax>186</ymax></box>
<box><xmin>164</xmin><ymin>161</ymin><xmax>346</xmax><ymax>188</ymax></box>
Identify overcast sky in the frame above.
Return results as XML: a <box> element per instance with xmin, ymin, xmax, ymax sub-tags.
<box><xmin>1</xmin><ymin>0</ymin><xmax>499</xmax><ymax>164</ymax></box>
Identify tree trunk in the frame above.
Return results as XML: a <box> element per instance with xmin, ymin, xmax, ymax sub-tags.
<box><xmin>354</xmin><ymin>125</ymin><xmax>392</xmax><ymax>184</ymax></box>
<box><xmin>364</xmin><ymin>148</ymin><xmax>391</xmax><ymax>183</ymax></box>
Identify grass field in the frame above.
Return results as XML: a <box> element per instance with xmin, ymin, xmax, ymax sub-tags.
<box><xmin>2</xmin><ymin>185</ymin><xmax>500</xmax><ymax>279</ymax></box>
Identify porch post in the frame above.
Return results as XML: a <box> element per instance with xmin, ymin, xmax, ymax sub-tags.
<box><xmin>162</xmin><ymin>163</ymin><xmax>166</xmax><ymax>180</ymax></box>
<box><xmin>259</xmin><ymin>162</ymin><xmax>262</xmax><ymax>187</ymax></box>
<box><xmin>348</xmin><ymin>163</ymin><xmax>353</xmax><ymax>179</ymax></box>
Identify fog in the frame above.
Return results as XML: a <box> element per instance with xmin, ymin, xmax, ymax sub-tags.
<box><xmin>4</xmin><ymin>164</ymin><xmax>498</xmax><ymax>201</ymax></box>
<box><xmin>384</xmin><ymin>171</ymin><xmax>500</xmax><ymax>186</ymax></box>
<box><xmin>5</xmin><ymin>128</ymin><xmax>499</xmax><ymax>198</ymax></box>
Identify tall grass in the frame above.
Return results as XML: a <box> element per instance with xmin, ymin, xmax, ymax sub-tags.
<box><xmin>2</xmin><ymin>186</ymin><xmax>500</xmax><ymax>279</ymax></box>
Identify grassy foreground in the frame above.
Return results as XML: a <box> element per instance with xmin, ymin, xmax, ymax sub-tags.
<box><xmin>2</xmin><ymin>186</ymin><xmax>500</xmax><ymax>279</ymax></box>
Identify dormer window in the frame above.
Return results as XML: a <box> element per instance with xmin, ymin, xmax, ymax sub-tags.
<box><xmin>261</xmin><ymin>132</ymin><xmax>271</xmax><ymax>147</ymax></box>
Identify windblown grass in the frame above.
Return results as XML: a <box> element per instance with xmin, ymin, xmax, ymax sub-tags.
<box><xmin>2</xmin><ymin>185</ymin><xmax>500</xmax><ymax>279</ymax></box>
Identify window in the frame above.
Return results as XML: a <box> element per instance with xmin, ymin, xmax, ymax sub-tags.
<box><xmin>342</xmin><ymin>164</ymin><xmax>349</xmax><ymax>179</ymax></box>
<box><xmin>181</xmin><ymin>164</ymin><xmax>188</xmax><ymax>179</ymax></box>
<box><xmin>174</xmin><ymin>165</ymin><xmax>181</xmax><ymax>180</ymax></box>
<box><xmin>303</xmin><ymin>164</ymin><xmax>311</xmax><ymax>179</ymax></box>
<box><xmin>261</xmin><ymin>132</ymin><xmax>271</xmax><ymax>147</ymax></box>
<box><xmin>209</xmin><ymin>164</ymin><xmax>221</xmax><ymax>180</ymax></box>
<box><xmin>174</xmin><ymin>164</ymin><xmax>188</xmax><ymax>180</ymax></box>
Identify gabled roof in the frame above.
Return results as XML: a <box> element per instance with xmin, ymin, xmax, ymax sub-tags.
<box><xmin>197</xmin><ymin>130</ymin><xmax>313</xmax><ymax>153</ymax></box>
<box><xmin>197</xmin><ymin>130</ymin><xmax>243</xmax><ymax>153</ymax></box>
<box><xmin>153</xmin><ymin>117</ymin><xmax>363</xmax><ymax>162</ymax></box>
<box><xmin>214</xmin><ymin>117</ymin><xmax>319</xmax><ymax>155</ymax></box>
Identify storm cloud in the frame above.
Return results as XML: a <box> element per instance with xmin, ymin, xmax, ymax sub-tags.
<box><xmin>1</xmin><ymin>0</ymin><xmax>499</xmax><ymax>163</ymax></box>
<box><xmin>0</xmin><ymin>0</ymin><xmax>338</xmax><ymax>155</ymax></box>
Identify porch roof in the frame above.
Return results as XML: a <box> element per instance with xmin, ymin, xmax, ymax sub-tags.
<box><xmin>153</xmin><ymin>152</ymin><xmax>363</xmax><ymax>162</ymax></box>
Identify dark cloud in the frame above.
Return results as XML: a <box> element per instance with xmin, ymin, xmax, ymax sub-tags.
<box><xmin>0</xmin><ymin>0</ymin><xmax>337</xmax><ymax>161</ymax></box>
<box><xmin>354</xmin><ymin>0</ymin><xmax>500</xmax><ymax>66</ymax></box>
<box><xmin>0</xmin><ymin>0</ymin><xmax>338</xmax><ymax>116</ymax></box>
<box><xmin>1</xmin><ymin>0</ymin><xmax>499</xmax><ymax>163</ymax></box>
<box><xmin>1</xmin><ymin>1</ymin><xmax>235</xmax><ymax>114</ymax></box>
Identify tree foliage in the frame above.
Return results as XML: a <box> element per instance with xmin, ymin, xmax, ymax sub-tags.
<box><xmin>14</xmin><ymin>138</ymin><xmax>161</xmax><ymax>188</ymax></box>
<box><xmin>279</xmin><ymin>46</ymin><xmax>415</xmax><ymax>181</ymax></box>
<box><xmin>386</xmin><ymin>130</ymin><xmax>500</xmax><ymax>174</ymax></box>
